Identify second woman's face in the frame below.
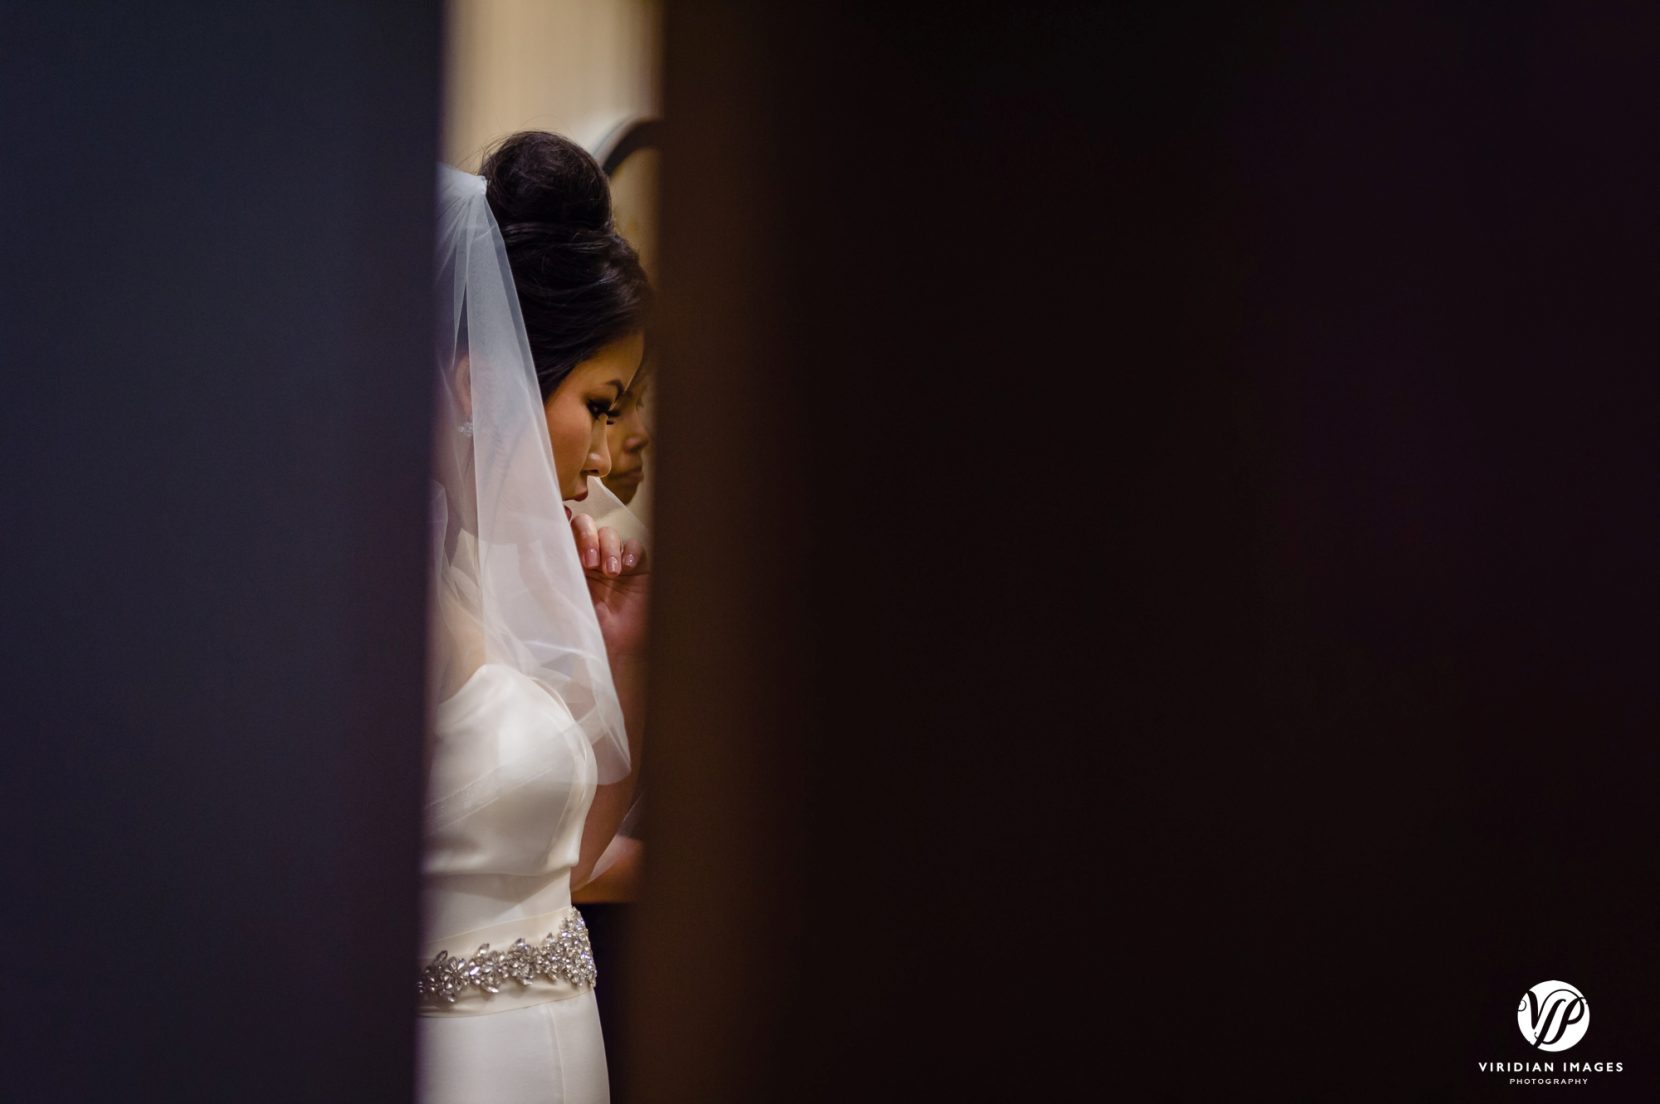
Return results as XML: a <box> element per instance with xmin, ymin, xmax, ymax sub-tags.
<box><xmin>602</xmin><ymin>375</ymin><xmax>651</xmax><ymax>505</ymax></box>
<box><xmin>544</xmin><ymin>331</ymin><xmax>646</xmax><ymax>501</ymax></box>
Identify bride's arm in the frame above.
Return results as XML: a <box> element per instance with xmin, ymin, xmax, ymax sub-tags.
<box><xmin>570</xmin><ymin>517</ymin><xmax>648</xmax><ymax>889</ymax></box>
<box><xmin>574</xmin><ymin>651</ymin><xmax>644</xmax><ymax>888</ymax></box>
<box><xmin>573</xmin><ymin>836</ymin><xmax>643</xmax><ymax>903</ymax></box>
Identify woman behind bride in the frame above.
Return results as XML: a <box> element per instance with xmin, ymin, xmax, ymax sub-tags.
<box><xmin>419</xmin><ymin>132</ymin><xmax>650</xmax><ymax>1103</ymax></box>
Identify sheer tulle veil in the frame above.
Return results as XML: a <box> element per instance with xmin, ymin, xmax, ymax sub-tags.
<box><xmin>426</xmin><ymin>165</ymin><xmax>631</xmax><ymax>832</ymax></box>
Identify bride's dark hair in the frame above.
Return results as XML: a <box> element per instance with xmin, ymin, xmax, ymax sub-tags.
<box><xmin>480</xmin><ymin>131</ymin><xmax>651</xmax><ymax>400</ymax></box>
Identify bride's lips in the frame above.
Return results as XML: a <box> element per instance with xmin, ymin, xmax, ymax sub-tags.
<box><xmin>571</xmin><ymin>489</ymin><xmax>589</xmax><ymax>502</ymax></box>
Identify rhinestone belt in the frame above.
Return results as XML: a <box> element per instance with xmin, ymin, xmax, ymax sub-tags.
<box><xmin>417</xmin><ymin>908</ymin><xmax>597</xmax><ymax>1005</ymax></box>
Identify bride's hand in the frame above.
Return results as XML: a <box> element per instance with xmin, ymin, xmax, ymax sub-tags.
<box><xmin>570</xmin><ymin>513</ymin><xmax>649</xmax><ymax>659</ymax></box>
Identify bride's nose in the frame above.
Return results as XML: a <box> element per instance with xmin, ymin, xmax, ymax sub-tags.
<box><xmin>586</xmin><ymin>429</ymin><xmax>612</xmax><ymax>478</ymax></box>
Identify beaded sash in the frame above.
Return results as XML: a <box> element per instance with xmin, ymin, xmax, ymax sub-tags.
<box><xmin>417</xmin><ymin>908</ymin><xmax>596</xmax><ymax>1008</ymax></box>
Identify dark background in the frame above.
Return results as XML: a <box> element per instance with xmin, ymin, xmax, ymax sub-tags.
<box><xmin>3</xmin><ymin>2</ymin><xmax>1656</xmax><ymax>1100</ymax></box>
<box><xmin>638</xmin><ymin>4</ymin><xmax>1660</xmax><ymax>1100</ymax></box>
<box><xmin>0</xmin><ymin>2</ymin><xmax>438</xmax><ymax>1100</ymax></box>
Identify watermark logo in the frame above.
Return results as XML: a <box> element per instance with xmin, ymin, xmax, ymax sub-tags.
<box><xmin>1517</xmin><ymin>980</ymin><xmax>1589</xmax><ymax>1052</ymax></box>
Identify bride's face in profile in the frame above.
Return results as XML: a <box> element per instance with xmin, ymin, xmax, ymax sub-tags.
<box><xmin>544</xmin><ymin>330</ymin><xmax>647</xmax><ymax>501</ymax></box>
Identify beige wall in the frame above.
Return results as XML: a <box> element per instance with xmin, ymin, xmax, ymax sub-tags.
<box><xmin>442</xmin><ymin>0</ymin><xmax>661</xmax><ymax>169</ymax></box>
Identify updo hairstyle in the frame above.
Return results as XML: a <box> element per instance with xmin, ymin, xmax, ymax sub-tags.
<box><xmin>479</xmin><ymin>131</ymin><xmax>652</xmax><ymax>400</ymax></box>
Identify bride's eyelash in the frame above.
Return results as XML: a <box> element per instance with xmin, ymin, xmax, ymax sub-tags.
<box><xmin>587</xmin><ymin>399</ymin><xmax>622</xmax><ymax>424</ymax></box>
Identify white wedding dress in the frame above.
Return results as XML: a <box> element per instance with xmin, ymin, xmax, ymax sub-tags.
<box><xmin>417</xmin><ymin>662</ymin><xmax>609</xmax><ymax>1103</ymax></box>
<box><xmin>421</xmin><ymin>163</ymin><xmax>633</xmax><ymax>1103</ymax></box>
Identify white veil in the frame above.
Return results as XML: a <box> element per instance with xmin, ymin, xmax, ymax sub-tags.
<box><xmin>426</xmin><ymin>165</ymin><xmax>631</xmax><ymax>833</ymax></box>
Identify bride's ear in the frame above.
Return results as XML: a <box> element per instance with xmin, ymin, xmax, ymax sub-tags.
<box><xmin>453</xmin><ymin>353</ymin><xmax>473</xmax><ymax>422</ymax></box>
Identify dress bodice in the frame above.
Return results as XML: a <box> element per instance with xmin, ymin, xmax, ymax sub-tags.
<box><xmin>423</xmin><ymin>662</ymin><xmax>598</xmax><ymax>950</ymax></box>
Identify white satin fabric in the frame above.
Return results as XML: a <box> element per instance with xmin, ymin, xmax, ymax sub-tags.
<box><xmin>418</xmin><ymin>662</ymin><xmax>609</xmax><ymax>1103</ymax></box>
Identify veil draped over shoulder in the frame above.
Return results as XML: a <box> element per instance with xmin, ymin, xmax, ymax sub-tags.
<box><xmin>426</xmin><ymin>165</ymin><xmax>631</xmax><ymax>833</ymax></box>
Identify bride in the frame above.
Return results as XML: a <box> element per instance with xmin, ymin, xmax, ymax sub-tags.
<box><xmin>418</xmin><ymin>132</ymin><xmax>651</xmax><ymax>1103</ymax></box>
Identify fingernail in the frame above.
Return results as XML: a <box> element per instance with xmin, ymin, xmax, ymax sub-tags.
<box><xmin>622</xmin><ymin>553</ymin><xmax>636</xmax><ymax>569</ymax></box>
<box><xmin>585</xmin><ymin>548</ymin><xmax>599</xmax><ymax>569</ymax></box>
<box><xmin>607</xmin><ymin>555</ymin><xmax>620</xmax><ymax>575</ymax></box>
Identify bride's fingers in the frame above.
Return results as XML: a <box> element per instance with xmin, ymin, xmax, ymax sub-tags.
<box><xmin>571</xmin><ymin>513</ymin><xmax>600</xmax><ymax>570</ymax></box>
<box><xmin>621</xmin><ymin>537</ymin><xmax>645</xmax><ymax>572</ymax></box>
<box><xmin>598</xmin><ymin>526</ymin><xmax>623</xmax><ymax>577</ymax></box>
